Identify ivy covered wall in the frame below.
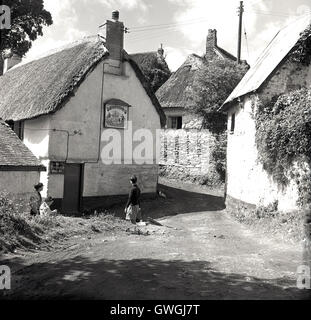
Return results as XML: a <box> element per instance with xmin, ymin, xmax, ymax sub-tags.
<box><xmin>226</xmin><ymin>30</ymin><xmax>311</xmax><ymax>211</ymax></box>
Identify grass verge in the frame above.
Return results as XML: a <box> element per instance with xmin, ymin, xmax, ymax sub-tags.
<box><xmin>226</xmin><ymin>201</ymin><xmax>306</xmax><ymax>244</ymax></box>
<box><xmin>0</xmin><ymin>193</ymin><xmax>129</xmax><ymax>253</ymax></box>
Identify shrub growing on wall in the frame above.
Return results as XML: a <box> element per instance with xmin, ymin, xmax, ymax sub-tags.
<box><xmin>290</xmin><ymin>24</ymin><xmax>311</xmax><ymax>65</ymax></box>
<box><xmin>255</xmin><ymin>24</ymin><xmax>311</xmax><ymax>207</ymax></box>
<box><xmin>255</xmin><ymin>88</ymin><xmax>311</xmax><ymax>206</ymax></box>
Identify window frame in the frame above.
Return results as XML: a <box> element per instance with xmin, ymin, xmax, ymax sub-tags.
<box><xmin>169</xmin><ymin>116</ymin><xmax>183</xmax><ymax>129</ymax></box>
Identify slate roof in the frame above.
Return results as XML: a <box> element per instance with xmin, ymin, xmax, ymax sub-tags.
<box><xmin>0</xmin><ymin>120</ymin><xmax>45</xmax><ymax>170</ymax></box>
<box><xmin>221</xmin><ymin>15</ymin><xmax>311</xmax><ymax>110</ymax></box>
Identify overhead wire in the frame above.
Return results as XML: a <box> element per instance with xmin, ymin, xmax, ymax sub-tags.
<box><xmin>129</xmin><ymin>17</ymin><xmax>209</xmax><ymax>31</ymax></box>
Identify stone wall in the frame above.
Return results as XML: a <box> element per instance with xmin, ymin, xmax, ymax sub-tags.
<box><xmin>159</xmin><ymin>129</ymin><xmax>225</xmax><ymax>186</ymax></box>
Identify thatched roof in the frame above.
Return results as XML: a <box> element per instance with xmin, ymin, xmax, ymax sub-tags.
<box><xmin>214</xmin><ymin>46</ymin><xmax>238</xmax><ymax>61</ymax></box>
<box><xmin>0</xmin><ymin>120</ymin><xmax>45</xmax><ymax>170</ymax></box>
<box><xmin>156</xmin><ymin>54</ymin><xmax>205</xmax><ymax>109</ymax></box>
<box><xmin>131</xmin><ymin>51</ymin><xmax>159</xmax><ymax>67</ymax></box>
<box><xmin>0</xmin><ymin>37</ymin><xmax>108</xmax><ymax>122</ymax></box>
<box><xmin>0</xmin><ymin>37</ymin><xmax>166</xmax><ymax>127</ymax></box>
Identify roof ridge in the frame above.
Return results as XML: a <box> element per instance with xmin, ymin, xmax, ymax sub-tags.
<box><xmin>11</xmin><ymin>35</ymin><xmax>102</xmax><ymax>71</ymax></box>
<box><xmin>131</xmin><ymin>51</ymin><xmax>157</xmax><ymax>55</ymax></box>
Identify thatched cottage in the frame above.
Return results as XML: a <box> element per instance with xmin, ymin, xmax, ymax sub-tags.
<box><xmin>157</xmin><ymin>30</ymin><xmax>240</xmax><ymax>184</ymax></box>
<box><xmin>157</xmin><ymin>29</ymin><xmax>239</xmax><ymax>130</ymax></box>
<box><xmin>0</xmin><ymin>12</ymin><xmax>165</xmax><ymax>214</ymax></box>
<box><xmin>220</xmin><ymin>16</ymin><xmax>311</xmax><ymax>212</ymax></box>
<box><xmin>0</xmin><ymin>120</ymin><xmax>45</xmax><ymax>199</ymax></box>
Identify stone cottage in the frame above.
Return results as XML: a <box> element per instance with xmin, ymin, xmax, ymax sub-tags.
<box><xmin>220</xmin><ymin>16</ymin><xmax>311</xmax><ymax>212</ymax></box>
<box><xmin>0</xmin><ymin>12</ymin><xmax>166</xmax><ymax>214</ymax></box>
<box><xmin>0</xmin><ymin>119</ymin><xmax>45</xmax><ymax>199</ymax></box>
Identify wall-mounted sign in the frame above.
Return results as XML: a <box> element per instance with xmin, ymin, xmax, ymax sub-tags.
<box><xmin>104</xmin><ymin>99</ymin><xmax>130</xmax><ymax>129</ymax></box>
<box><xmin>50</xmin><ymin>162</ymin><xmax>65</xmax><ymax>174</ymax></box>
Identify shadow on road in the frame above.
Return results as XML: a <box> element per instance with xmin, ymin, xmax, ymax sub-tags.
<box><xmin>1</xmin><ymin>256</ymin><xmax>308</xmax><ymax>300</ymax></box>
<box><xmin>108</xmin><ymin>184</ymin><xmax>226</xmax><ymax>220</ymax></box>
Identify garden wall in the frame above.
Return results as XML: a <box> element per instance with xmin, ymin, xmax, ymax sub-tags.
<box><xmin>159</xmin><ymin>129</ymin><xmax>226</xmax><ymax>186</ymax></box>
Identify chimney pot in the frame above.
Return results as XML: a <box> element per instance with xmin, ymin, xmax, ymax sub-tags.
<box><xmin>112</xmin><ymin>10</ymin><xmax>119</xmax><ymax>22</ymax></box>
<box><xmin>206</xmin><ymin>29</ymin><xmax>217</xmax><ymax>59</ymax></box>
<box><xmin>207</xmin><ymin>29</ymin><xmax>217</xmax><ymax>47</ymax></box>
<box><xmin>158</xmin><ymin>44</ymin><xmax>164</xmax><ymax>57</ymax></box>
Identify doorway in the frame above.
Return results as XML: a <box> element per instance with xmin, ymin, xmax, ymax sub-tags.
<box><xmin>62</xmin><ymin>164</ymin><xmax>84</xmax><ymax>214</ymax></box>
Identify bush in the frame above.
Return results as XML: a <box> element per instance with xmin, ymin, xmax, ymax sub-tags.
<box><xmin>255</xmin><ymin>89</ymin><xmax>311</xmax><ymax>206</ymax></box>
<box><xmin>255</xmin><ymin>201</ymin><xmax>279</xmax><ymax>219</ymax></box>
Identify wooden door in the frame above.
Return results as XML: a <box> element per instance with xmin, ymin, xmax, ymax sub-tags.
<box><xmin>62</xmin><ymin>164</ymin><xmax>83</xmax><ymax>214</ymax></box>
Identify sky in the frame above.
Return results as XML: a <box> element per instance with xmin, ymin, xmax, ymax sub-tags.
<box><xmin>25</xmin><ymin>0</ymin><xmax>311</xmax><ymax>71</ymax></box>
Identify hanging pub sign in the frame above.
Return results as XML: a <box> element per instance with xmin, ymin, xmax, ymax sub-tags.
<box><xmin>104</xmin><ymin>99</ymin><xmax>130</xmax><ymax>129</ymax></box>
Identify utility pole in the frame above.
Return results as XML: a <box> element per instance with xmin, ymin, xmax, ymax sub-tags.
<box><xmin>237</xmin><ymin>1</ymin><xmax>244</xmax><ymax>64</ymax></box>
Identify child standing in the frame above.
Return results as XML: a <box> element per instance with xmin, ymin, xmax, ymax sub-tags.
<box><xmin>125</xmin><ymin>175</ymin><xmax>142</xmax><ymax>224</ymax></box>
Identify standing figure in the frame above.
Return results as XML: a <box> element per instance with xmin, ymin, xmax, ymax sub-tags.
<box><xmin>29</xmin><ymin>183</ymin><xmax>43</xmax><ymax>216</ymax></box>
<box><xmin>125</xmin><ymin>175</ymin><xmax>142</xmax><ymax>224</ymax></box>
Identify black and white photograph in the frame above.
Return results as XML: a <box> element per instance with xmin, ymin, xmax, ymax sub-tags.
<box><xmin>0</xmin><ymin>0</ymin><xmax>311</xmax><ymax>307</ymax></box>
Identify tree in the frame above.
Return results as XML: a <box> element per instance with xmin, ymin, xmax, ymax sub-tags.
<box><xmin>138</xmin><ymin>54</ymin><xmax>171</xmax><ymax>93</ymax></box>
<box><xmin>0</xmin><ymin>0</ymin><xmax>53</xmax><ymax>74</ymax></box>
<box><xmin>189</xmin><ymin>58</ymin><xmax>248</xmax><ymax>133</ymax></box>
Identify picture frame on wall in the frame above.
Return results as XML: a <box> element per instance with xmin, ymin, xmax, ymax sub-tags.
<box><xmin>104</xmin><ymin>99</ymin><xmax>130</xmax><ymax>129</ymax></box>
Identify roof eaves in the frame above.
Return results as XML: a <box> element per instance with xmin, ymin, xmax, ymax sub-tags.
<box><xmin>0</xmin><ymin>165</ymin><xmax>46</xmax><ymax>172</ymax></box>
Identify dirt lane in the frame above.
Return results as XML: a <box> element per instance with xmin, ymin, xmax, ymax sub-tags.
<box><xmin>0</xmin><ymin>181</ymin><xmax>308</xmax><ymax>300</ymax></box>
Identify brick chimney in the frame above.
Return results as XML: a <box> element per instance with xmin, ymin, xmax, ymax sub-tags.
<box><xmin>3</xmin><ymin>54</ymin><xmax>22</xmax><ymax>74</ymax></box>
<box><xmin>105</xmin><ymin>10</ymin><xmax>124</xmax><ymax>62</ymax></box>
<box><xmin>206</xmin><ymin>29</ymin><xmax>217</xmax><ymax>58</ymax></box>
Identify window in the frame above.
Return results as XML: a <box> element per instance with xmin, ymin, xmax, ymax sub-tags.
<box><xmin>15</xmin><ymin>121</ymin><xmax>24</xmax><ymax>140</ymax></box>
<box><xmin>6</xmin><ymin>120</ymin><xmax>24</xmax><ymax>140</ymax></box>
<box><xmin>230</xmin><ymin>113</ymin><xmax>236</xmax><ymax>133</ymax></box>
<box><xmin>50</xmin><ymin>162</ymin><xmax>65</xmax><ymax>174</ymax></box>
<box><xmin>168</xmin><ymin>116</ymin><xmax>182</xmax><ymax>129</ymax></box>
